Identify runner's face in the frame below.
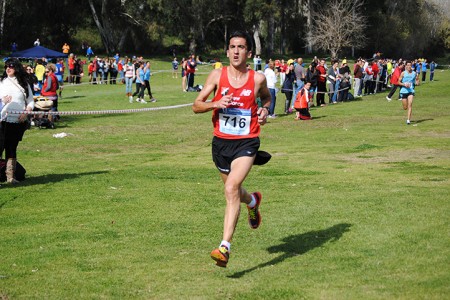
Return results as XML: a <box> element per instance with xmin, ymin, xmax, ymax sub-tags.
<box><xmin>405</xmin><ymin>63</ymin><xmax>412</xmax><ymax>71</ymax></box>
<box><xmin>227</xmin><ymin>37</ymin><xmax>251</xmax><ymax>67</ymax></box>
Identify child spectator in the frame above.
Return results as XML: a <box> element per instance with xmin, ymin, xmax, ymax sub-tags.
<box><xmin>294</xmin><ymin>81</ymin><xmax>312</xmax><ymax>120</ymax></box>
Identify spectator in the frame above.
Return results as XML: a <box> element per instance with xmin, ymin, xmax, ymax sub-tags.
<box><xmin>316</xmin><ymin>59</ymin><xmax>327</xmax><ymax>107</ymax></box>
<box><xmin>264</xmin><ymin>61</ymin><xmax>277</xmax><ymax>118</ymax></box>
<box><xmin>353</xmin><ymin>59</ymin><xmax>363</xmax><ymax>98</ymax></box>
<box><xmin>294</xmin><ymin>58</ymin><xmax>305</xmax><ymax>101</ymax></box>
<box><xmin>421</xmin><ymin>59</ymin><xmax>427</xmax><ymax>82</ymax></box>
<box><xmin>41</xmin><ymin>64</ymin><xmax>59</xmax><ymax>125</ymax></box>
<box><xmin>124</xmin><ymin>58</ymin><xmax>135</xmax><ymax>102</ymax></box>
<box><xmin>132</xmin><ymin>62</ymin><xmax>146</xmax><ymax>103</ymax></box>
<box><xmin>144</xmin><ymin>61</ymin><xmax>156</xmax><ymax>102</ymax></box>
<box><xmin>172</xmin><ymin>57</ymin><xmax>179</xmax><ymax>78</ymax></box>
<box><xmin>429</xmin><ymin>61</ymin><xmax>437</xmax><ymax>81</ymax></box>
<box><xmin>386</xmin><ymin>61</ymin><xmax>404</xmax><ymax>101</ymax></box>
<box><xmin>34</xmin><ymin>59</ymin><xmax>46</xmax><ymax>89</ymax></box>
<box><xmin>181</xmin><ymin>57</ymin><xmax>187</xmax><ymax>92</ymax></box>
<box><xmin>281</xmin><ymin>63</ymin><xmax>295</xmax><ymax>114</ymax></box>
<box><xmin>25</xmin><ymin>65</ymin><xmax>40</xmax><ymax>96</ymax></box>
<box><xmin>68</xmin><ymin>53</ymin><xmax>76</xmax><ymax>84</ymax></box>
<box><xmin>62</xmin><ymin>43</ymin><xmax>70</xmax><ymax>55</ymax></box>
<box><xmin>305</xmin><ymin>61</ymin><xmax>318</xmax><ymax>105</ymax></box>
<box><xmin>279</xmin><ymin>59</ymin><xmax>287</xmax><ymax>87</ymax></box>
<box><xmin>327</xmin><ymin>60</ymin><xmax>339</xmax><ymax>103</ymax></box>
<box><xmin>55</xmin><ymin>59</ymin><xmax>65</xmax><ymax>97</ymax></box>
<box><xmin>293</xmin><ymin>81</ymin><xmax>312</xmax><ymax>120</ymax></box>
<box><xmin>186</xmin><ymin>54</ymin><xmax>197</xmax><ymax>90</ymax></box>
<box><xmin>109</xmin><ymin>58</ymin><xmax>118</xmax><ymax>84</ymax></box>
<box><xmin>74</xmin><ymin>58</ymin><xmax>83</xmax><ymax>84</ymax></box>
<box><xmin>86</xmin><ymin>46</ymin><xmax>94</xmax><ymax>61</ymax></box>
<box><xmin>0</xmin><ymin>59</ymin><xmax>34</xmax><ymax>184</ymax></box>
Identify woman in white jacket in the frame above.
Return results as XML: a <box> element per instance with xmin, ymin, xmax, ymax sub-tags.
<box><xmin>0</xmin><ymin>58</ymin><xmax>34</xmax><ymax>184</ymax></box>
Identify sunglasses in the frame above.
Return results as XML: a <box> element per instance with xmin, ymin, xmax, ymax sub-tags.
<box><xmin>6</xmin><ymin>64</ymin><xmax>15</xmax><ymax>69</ymax></box>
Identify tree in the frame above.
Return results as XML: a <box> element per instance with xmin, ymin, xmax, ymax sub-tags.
<box><xmin>306</xmin><ymin>0</ymin><xmax>367</xmax><ymax>58</ymax></box>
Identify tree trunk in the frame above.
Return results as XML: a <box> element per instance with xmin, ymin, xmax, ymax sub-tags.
<box><xmin>305</xmin><ymin>0</ymin><xmax>313</xmax><ymax>54</ymax></box>
<box><xmin>189</xmin><ymin>25</ymin><xmax>196</xmax><ymax>54</ymax></box>
<box><xmin>253</xmin><ymin>23</ymin><xmax>262</xmax><ymax>56</ymax></box>
<box><xmin>267</xmin><ymin>13</ymin><xmax>275</xmax><ymax>57</ymax></box>
<box><xmin>0</xmin><ymin>0</ymin><xmax>6</xmax><ymax>50</ymax></box>
<box><xmin>280</xmin><ymin>5</ymin><xmax>286</xmax><ymax>55</ymax></box>
<box><xmin>224</xmin><ymin>24</ymin><xmax>228</xmax><ymax>52</ymax></box>
<box><xmin>88</xmin><ymin>0</ymin><xmax>116</xmax><ymax>54</ymax></box>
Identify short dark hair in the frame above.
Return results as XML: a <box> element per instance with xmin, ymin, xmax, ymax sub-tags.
<box><xmin>228</xmin><ymin>30</ymin><xmax>253</xmax><ymax>52</ymax></box>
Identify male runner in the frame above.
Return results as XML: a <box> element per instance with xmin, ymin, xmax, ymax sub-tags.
<box><xmin>192</xmin><ymin>31</ymin><xmax>271</xmax><ymax>267</ymax></box>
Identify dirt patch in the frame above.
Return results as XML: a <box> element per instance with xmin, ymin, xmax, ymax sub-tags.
<box><xmin>340</xmin><ymin>148</ymin><xmax>450</xmax><ymax>164</ymax></box>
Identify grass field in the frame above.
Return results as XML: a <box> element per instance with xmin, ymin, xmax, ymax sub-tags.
<box><xmin>1</xmin><ymin>60</ymin><xmax>449</xmax><ymax>299</ymax></box>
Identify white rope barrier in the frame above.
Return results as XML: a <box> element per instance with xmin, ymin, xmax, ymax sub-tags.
<box><xmin>5</xmin><ymin>102</ymin><xmax>193</xmax><ymax>116</ymax></box>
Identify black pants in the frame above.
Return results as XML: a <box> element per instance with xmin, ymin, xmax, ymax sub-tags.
<box><xmin>284</xmin><ymin>91</ymin><xmax>293</xmax><ymax>113</ymax></box>
<box><xmin>317</xmin><ymin>81</ymin><xmax>326</xmax><ymax>106</ymax></box>
<box><xmin>144</xmin><ymin>80</ymin><xmax>153</xmax><ymax>98</ymax></box>
<box><xmin>187</xmin><ymin>73</ymin><xmax>195</xmax><ymax>89</ymax></box>
<box><xmin>387</xmin><ymin>85</ymin><xmax>399</xmax><ymax>98</ymax></box>
<box><xmin>0</xmin><ymin>121</ymin><xmax>26</xmax><ymax>159</ymax></box>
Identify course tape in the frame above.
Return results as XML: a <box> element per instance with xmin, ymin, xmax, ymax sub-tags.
<box><xmin>5</xmin><ymin>103</ymin><xmax>193</xmax><ymax>116</ymax></box>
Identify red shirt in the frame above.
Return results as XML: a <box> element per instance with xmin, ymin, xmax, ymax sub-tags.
<box><xmin>212</xmin><ymin>67</ymin><xmax>260</xmax><ymax>139</ymax></box>
<box><xmin>68</xmin><ymin>57</ymin><xmax>75</xmax><ymax>70</ymax></box>
<box><xmin>316</xmin><ymin>65</ymin><xmax>326</xmax><ymax>82</ymax></box>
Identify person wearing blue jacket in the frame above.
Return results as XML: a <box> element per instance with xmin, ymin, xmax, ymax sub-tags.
<box><xmin>429</xmin><ymin>61</ymin><xmax>437</xmax><ymax>81</ymax></box>
<box><xmin>421</xmin><ymin>59</ymin><xmax>427</xmax><ymax>82</ymax></box>
<box><xmin>143</xmin><ymin>62</ymin><xmax>156</xmax><ymax>102</ymax></box>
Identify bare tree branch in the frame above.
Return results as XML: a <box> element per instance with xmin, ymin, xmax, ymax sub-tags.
<box><xmin>306</xmin><ymin>0</ymin><xmax>367</xmax><ymax>58</ymax></box>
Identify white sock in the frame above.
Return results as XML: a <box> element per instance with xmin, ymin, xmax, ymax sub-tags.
<box><xmin>247</xmin><ymin>194</ymin><xmax>257</xmax><ymax>208</ymax></box>
<box><xmin>220</xmin><ymin>240</ymin><xmax>231</xmax><ymax>250</ymax></box>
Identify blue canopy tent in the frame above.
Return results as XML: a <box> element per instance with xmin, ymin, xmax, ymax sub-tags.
<box><xmin>9</xmin><ymin>46</ymin><xmax>67</xmax><ymax>59</ymax></box>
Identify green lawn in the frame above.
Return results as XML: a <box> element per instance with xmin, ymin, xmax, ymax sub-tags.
<box><xmin>1</xmin><ymin>61</ymin><xmax>449</xmax><ymax>299</ymax></box>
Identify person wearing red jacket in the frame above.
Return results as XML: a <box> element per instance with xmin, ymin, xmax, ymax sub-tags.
<box><xmin>386</xmin><ymin>62</ymin><xmax>405</xmax><ymax>101</ymax></box>
<box><xmin>316</xmin><ymin>59</ymin><xmax>327</xmax><ymax>107</ymax></box>
<box><xmin>371</xmin><ymin>61</ymin><xmax>379</xmax><ymax>94</ymax></box>
<box><xmin>41</xmin><ymin>64</ymin><xmax>59</xmax><ymax>125</ymax></box>
<box><xmin>294</xmin><ymin>81</ymin><xmax>312</xmax><ymax>120</ymax></box>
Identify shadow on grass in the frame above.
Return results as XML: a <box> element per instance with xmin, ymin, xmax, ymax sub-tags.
<box><xmin>413</xmin><ymin>118</ymin><xmax>433</xmax><ymax>124</ymax></box>
<box><xmin>228</xmin><ymin>223</ymin><xmax>351</xmax><ymax>278</ymax></box>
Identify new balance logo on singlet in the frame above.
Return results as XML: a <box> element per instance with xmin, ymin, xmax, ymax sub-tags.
<box><xmin>240</xmin><ymin>89</ymin><xmax>252</xmax><ymax>96</ymax></box>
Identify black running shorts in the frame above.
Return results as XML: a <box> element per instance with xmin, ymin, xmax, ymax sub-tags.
<box><xmin>211</xmin><ymin>136</ymin><xmax>260</xmax><ymax>174</ymax></box>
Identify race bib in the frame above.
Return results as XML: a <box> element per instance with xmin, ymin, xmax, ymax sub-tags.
<box><xmin>218</xmin><ymin>108</ymin><xmax>251</xmax><ymax>136</ymax></box>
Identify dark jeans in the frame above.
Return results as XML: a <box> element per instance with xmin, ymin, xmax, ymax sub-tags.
<box><xmin>132</xmin><ymin>82</ymin><xmax>145</xmax><ymax>98</ymax></box>
<box><xmin>187</xmin><ymin>73</ymin><xmax>195</xmax><ymax>88</ymax></box>
<box><xmin>268</xmin><ymin>88</ymin><xmax>276</xmax><ymax>115</ymax></box>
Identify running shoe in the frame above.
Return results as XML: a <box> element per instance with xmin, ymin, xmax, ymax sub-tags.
<box><xmin>210</xmin><ymin>246</ymin><xmax>229</xmax><ymax>268</ymax></box>
<box><xmin>247</xmin><ymin>192</ymin><xmax>262</xmax><ymax>229</ymax></box>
